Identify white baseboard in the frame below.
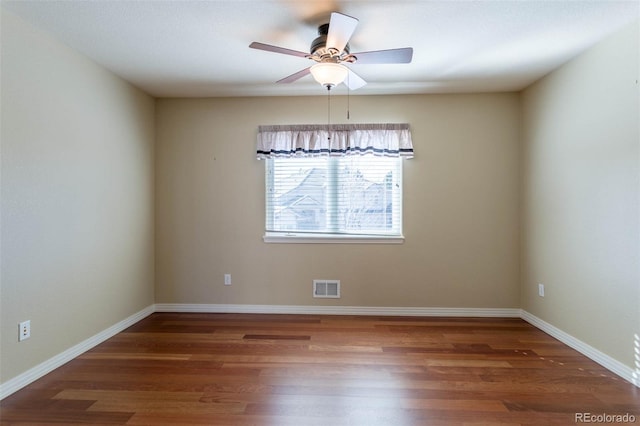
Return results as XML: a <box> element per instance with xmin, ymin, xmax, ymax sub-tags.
<box><xmin>154</xmin><ymin>303</ymin><xmax>521</xmax><ymax>318</ymax></box>
<box><xmin>3</xmin><ymin>304</ymin><xmax>637</xmax><ymax>400</ymax></box>
<box><xmin>520</xmin><ymin>310</ymin><xmax>639</xmax><ymax>387</ymax></box>
<box><xmin>0</xmin><ymin>305</ymin><xmax>155</xmax><ymax>400</ymax></box>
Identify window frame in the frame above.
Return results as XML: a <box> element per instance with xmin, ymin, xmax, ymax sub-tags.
<box><xmin>263</xmin><ymin>156</ymin><xmax>405</xmax><ymax>244</ymax></box>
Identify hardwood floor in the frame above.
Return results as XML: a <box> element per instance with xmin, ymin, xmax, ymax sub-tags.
<box><xmin>1</xmin><ymin>313</ymin><xmax>639</xmax><ymax>425</ymax></box>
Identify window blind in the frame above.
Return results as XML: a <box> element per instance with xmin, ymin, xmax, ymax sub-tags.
<box><xmin>266</xmin><ymin>156</ymin><xmax>402</xmax><ymax>237</ymax></box>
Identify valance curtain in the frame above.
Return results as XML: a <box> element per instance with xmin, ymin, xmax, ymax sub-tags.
<box><xmin>256</xmin><ymin>123</ymin><xmax>414</xmax><ymax>159</ymax></box>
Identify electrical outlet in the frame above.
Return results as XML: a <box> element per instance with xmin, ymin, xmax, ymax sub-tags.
<box><xmin>19</xmin><ymin>320</ymin><xmax>31</xmax><ymax>341</ymax></box>
<box><xmin>224</xmin><ymin>274</ymin><xmax>231</xmax><ymax>286</ymax></box>
<box><xmin>538</xmin><ymin>283</ymin><xmax>545</xmax><ymax>297</ymax></box>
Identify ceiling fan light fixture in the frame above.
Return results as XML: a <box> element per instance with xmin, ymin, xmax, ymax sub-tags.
<box><xmin>249</xmin><ymin>12</ymin><xmax>412</xmax><ymax>90</ymax></box>
<box><xmin>310</xmin><ymin>63</ymin><xmax>348</xmax><ymax>88</ymax></box>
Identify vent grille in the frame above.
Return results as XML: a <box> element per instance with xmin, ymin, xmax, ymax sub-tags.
<box><xmin>313</xmin><ymin>280</ymin><xmax>340</xmax><ymax>298</ymax></box>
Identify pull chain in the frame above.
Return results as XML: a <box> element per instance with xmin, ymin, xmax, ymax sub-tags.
<box><xmin>327</xmin><ymin>85</ymin><xmax>331</xmax><ymax>141</ymax></box>
<box><xmin>347</xmin><ymin>73</ymin><xmax>350</xmax><ymax>120</ymax></box>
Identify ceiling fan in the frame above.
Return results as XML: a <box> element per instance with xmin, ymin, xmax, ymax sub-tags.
<box><xmin>249</xmin><ymin>12</ymin><xmax>413</xmax><ymax>91</ymax></box>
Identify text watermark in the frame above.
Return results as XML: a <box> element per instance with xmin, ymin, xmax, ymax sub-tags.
<box><xmin>575</xmin><ymin>413</ymin><xmax>636</xmax><ymax>423</ymax></box>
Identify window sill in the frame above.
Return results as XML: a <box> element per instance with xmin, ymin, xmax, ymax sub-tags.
<box><xmin>263</xmin><ymin>233</ymin><xmax>405</xmax><ymax>244</ymax></box>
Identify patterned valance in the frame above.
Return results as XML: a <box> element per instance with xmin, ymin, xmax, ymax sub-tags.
<box><xmin>256</xmin><ymin>123</ymin><xmax>414</xmax><ymax>159</ymax></box>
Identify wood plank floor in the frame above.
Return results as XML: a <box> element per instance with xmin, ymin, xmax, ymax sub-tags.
<box><xmin>1</xmin><ymin>313</ymin><xmax>639</xmax><ymax>425</ymax></box>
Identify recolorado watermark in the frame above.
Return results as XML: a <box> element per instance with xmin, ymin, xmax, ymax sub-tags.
<box><xmin>575</xmin><ymin>413</ymin><xmax>636</xmax><ymax>423</ymax></box>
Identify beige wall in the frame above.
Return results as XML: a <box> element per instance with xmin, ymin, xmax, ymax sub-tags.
<box><xmin>521</xmin><ymin>21</ymin><xmax>639</xmax><ymax>368</ymax></box>
<box><xmin>155</xmin><ymin>94</ymin><xmax>521</xmax><ymax>308</ymax></box>
<box><xmin>0</xmin><ymin>11</ymin><xmax>155</xmax><ymax>382</ymax></box>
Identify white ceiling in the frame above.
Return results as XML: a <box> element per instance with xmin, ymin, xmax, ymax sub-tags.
<box><xmin>2</xmin><ymin>0</ymin><xmax>638</xmax><ymax>97</ymax></box>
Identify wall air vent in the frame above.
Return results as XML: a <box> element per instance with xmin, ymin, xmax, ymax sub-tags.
<box><xmin>313</xmin><ymin>280</ymin><xmax>340</xmax><ymax>298</ymax></box>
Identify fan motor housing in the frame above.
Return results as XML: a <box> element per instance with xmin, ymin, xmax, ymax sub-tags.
<box><xmin>310</xmin><ymin>23</ymin><xmax>350</xmax><ymax>58</ymax></box>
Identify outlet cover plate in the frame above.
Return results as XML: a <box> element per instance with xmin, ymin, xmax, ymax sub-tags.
<box><xmin>19</xmin><ymin>320</ymin><xmax>31</xmax><ymax>341</ymax></box>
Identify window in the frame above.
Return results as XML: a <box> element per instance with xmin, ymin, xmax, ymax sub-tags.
<box><xmin>265</xmin><ymin>156</ymin><xmax>403</xmax><ymax>242</ymax></box>
<box><xmin>256</xmin><ymin>123</ymin><xmax>413</xmax><ymax>243</ymax></box>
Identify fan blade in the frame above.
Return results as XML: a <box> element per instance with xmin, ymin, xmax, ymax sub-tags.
<box><xmin>277</xmin><ymin>67</ymin><xmax>311</xmax><ymax>84</ymax></box>
<box><xmin>350</xmin><ymin>47</ymin><xmax>413</xmax><ymax>64</ymax></box>
<box><xmin>326</xmin><ymin>12</ymin><xmax>358</xmax><ymax>53</ymax></box>
<box><xmin>249</xmin><ymin>42</ymin><xmax>308</xmax><ymax>58</ymax></box>
<box><xmin>344</xmin><ymin>68</ymin><xmax>366</xmax><ymax>91</ymax></box>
